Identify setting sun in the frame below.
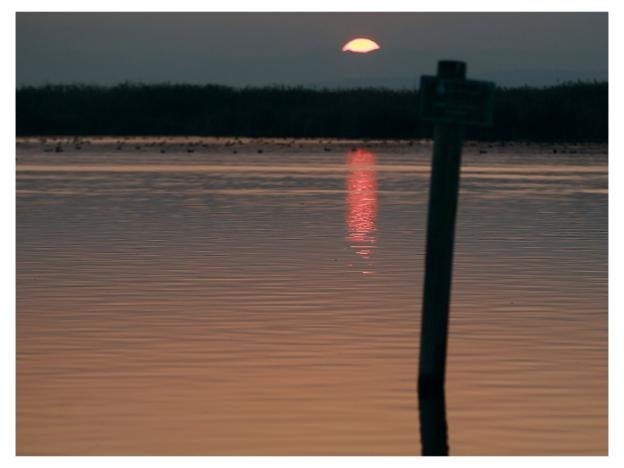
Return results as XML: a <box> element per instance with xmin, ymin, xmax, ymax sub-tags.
<box><xmin>341</xmin><ymin>38</ymin><xmax>381</xmax><ymax>53</ymax></box>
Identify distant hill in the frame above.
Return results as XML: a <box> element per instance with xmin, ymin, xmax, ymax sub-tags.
<box><xmin>475</xmin><ymin>68</ymin><xmax>608</xmax><ymax>88</ymax></box>
<box><xmin>308</xmin><ymin>69</ymin><xmax>608</xmax><ymax>90</ymax></box>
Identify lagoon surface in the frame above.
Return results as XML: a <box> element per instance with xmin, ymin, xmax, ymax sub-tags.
<box><xmin>16</xmin><ymin>138</ymin><xmax>608</xmax><ymax>455</ymax></box>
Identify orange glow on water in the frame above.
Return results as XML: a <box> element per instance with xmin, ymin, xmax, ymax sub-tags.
<box><xmin>341</xmin><ymin>38</ymin><xmax>381</xmax><ymax>54</ymax></box>
<box><xmin>346</xmin><ymin>149</ymin><xmax>377</xmax><ymax>268</ymax></box>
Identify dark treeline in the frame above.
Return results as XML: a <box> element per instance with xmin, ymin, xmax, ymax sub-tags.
<box><xmin>16</xmin><ymin>81</ymin><xmax>607</xmax><ymax>142</ymax></box>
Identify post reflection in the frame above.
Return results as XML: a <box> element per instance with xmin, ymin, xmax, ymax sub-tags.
<box><xmin>419</xmin><ymin>384</ymin><xmax>449</xmax><ymax>455</ymax></box>
<box><xmin>345</xmin><ymin>149</ymin><xmax>377</xmax><ymax>273</ymax></box>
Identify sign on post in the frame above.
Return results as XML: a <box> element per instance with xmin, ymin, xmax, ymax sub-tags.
<box><xmin>419</xmin><ymin>76</ymin><xmax>495</xmax><ymax>127</ymax></box>
<box><xmin>417</xmin><ymin>61</ymin><xmax>495</xmax><ymax>456</ymax></box>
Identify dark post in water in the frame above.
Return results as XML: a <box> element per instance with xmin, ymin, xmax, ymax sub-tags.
<box><xmin>418</xmin><ymin>60</ymin><xmax>495</xmax><ymax>456</ymax></box>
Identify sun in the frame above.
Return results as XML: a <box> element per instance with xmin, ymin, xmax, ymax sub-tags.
<box><xmin>342</xmin><ymin>38</ymin><xmax>381</xmax><ymax>54</ymax></box>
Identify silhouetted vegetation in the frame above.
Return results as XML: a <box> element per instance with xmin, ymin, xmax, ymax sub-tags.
<box><xmin>16</xmin><ymin>81</ymin><xmax>607</xmax><ymax>142</ymax></box>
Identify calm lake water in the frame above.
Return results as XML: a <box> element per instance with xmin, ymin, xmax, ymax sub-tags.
<box><xmin>16</xmin><ymin>139</ymin><xmax>608</xmax><ymax>455</ymax></box>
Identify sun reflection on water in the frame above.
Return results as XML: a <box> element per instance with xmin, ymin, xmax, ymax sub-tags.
<box><xmin>345</xmin><ymin>149</ymin><xmax>378</xmax><ymax>273</ymax></box>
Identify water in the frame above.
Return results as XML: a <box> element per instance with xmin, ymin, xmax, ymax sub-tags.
<box><xmin>16</xmin><ymin>139</ymin><xmax>608</xmax><ymax>455</ymax></box>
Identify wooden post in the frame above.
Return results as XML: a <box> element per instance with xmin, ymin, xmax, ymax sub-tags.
<box><xmin>417</xmin><ymin>60</ymin><xmax>494</xmax><ymax>456</ymax></box>
<box><xmin>417</xmin><ymin>60</ymin><xmax>466</xmax><ymax>456</ymax></box>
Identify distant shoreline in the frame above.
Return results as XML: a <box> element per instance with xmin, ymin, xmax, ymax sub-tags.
<box><xmin>16</xmin><ymin>82</ymin><xmax>608</xmax><ymax>143</ymax></box>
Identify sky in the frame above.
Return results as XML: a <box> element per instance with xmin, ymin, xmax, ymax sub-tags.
<box><xmin>16</xmin><ymin>12</ymin><xmax>608</xmax><ymax>88</ymax></box>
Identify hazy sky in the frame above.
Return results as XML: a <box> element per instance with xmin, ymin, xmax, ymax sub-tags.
<box><xmin>16</xmin><ymin>12</ymin><xmax>608</xmax><ymax>88</ymax></box>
